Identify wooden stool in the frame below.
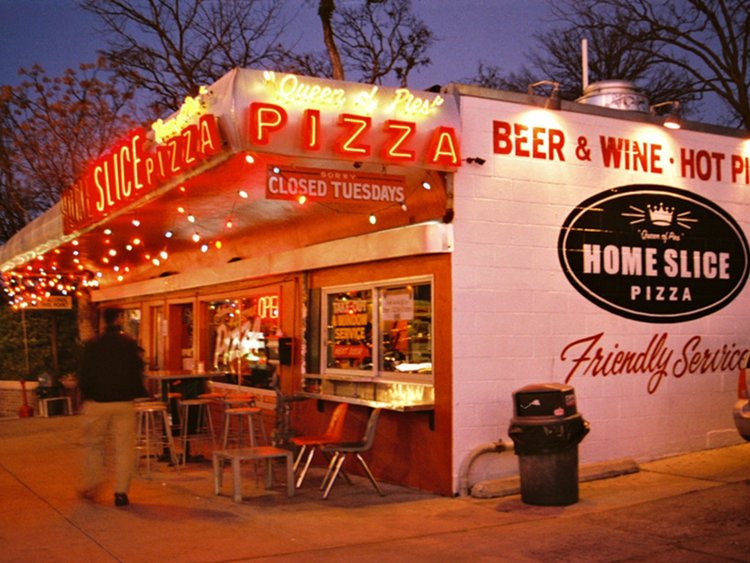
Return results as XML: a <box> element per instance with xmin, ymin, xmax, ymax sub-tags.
<box><xmin>212</xmin><ymin>447</ymin><xmax>294</xmax><ymax>502</ymax></box>
<box><xmin>135</xmin><ymin>401</ymin><xmax>179</xmax><ymax>476</ymax></box>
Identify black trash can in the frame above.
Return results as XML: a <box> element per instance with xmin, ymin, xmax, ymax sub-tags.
<box><xmin>508</xmin><ymin>383</ymin><xmax>589</xmax><ymax>506</ymax></box>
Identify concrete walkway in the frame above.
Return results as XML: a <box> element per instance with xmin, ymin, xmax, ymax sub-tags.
<box><xmin>1</xmin><ymin>415</ymin><xmax>749</xmax><ymax>562</ymax></box>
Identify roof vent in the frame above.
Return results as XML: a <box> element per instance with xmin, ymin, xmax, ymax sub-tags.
<box><xmin>576</xmin><ymin>80</ymin><xmax>649</xmax><ymax>113</ymax></box>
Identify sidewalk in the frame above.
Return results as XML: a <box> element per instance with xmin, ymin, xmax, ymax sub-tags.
<box><xmin>1</xmin><ymin>415</ymin><xmax>749</xmax><ymax>562</ymax></box>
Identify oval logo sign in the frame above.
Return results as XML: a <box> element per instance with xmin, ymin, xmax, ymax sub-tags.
<box><xmin>558</xmin><ymin>185</ymin><xmax>749</xmax><ymax>323</ymax></box>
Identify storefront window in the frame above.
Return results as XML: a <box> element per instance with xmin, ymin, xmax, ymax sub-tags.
<box><xmin>123</xmin><ymin>308</ymin><xmax>141</xmax><ymax>340</ymax></box>
<box><xmin>379</xmin><ymin>284</ymin><xmax>432</xmax><ymax>374</ymax></box>
<box><xmin>207</xmin><ymin>293</ymin><xmax>280</xmax><ymax>384</ymax></box>
<box><xmin>323</xmin><ymin>278</ymin><xmax>432</xmax><ymax>381</ymax></box>
<box><xmin>326</xmin><ymin>289</ymin><xmax>373</xmax><ymax>371</ymax></box>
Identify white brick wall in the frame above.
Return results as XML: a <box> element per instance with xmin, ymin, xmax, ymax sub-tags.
<box><xmin>451</xmin><ymin>95</ymin><xmax>750</xmax><ymax>491</ymax></box>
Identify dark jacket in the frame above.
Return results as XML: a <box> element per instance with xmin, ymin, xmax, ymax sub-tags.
<box><xmin>78</xmin><ymin>326</ymin><xmax>148</xmax><ymax>402</ymax></box>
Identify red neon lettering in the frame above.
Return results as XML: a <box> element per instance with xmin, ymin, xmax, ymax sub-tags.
<box><xmin>198</xmin><ymin>114</ymin><xmax>222</xmax><ymax>156</ymax></box>
<box><xmin>93</xmin><ymin>160</ymin><xmax>107</xmax><ymax>212</ymax></box>
<box><xmin>427</xmin><ymin>126</ymin><xmax>461</xmax><ymax>167</ymax></box>
<box><xmin>335</xmin><ymin>114</ymin><xmax>371</xmax><ymax>156</ymax></box>
<box><xmin>131</xmin><ymin>132</ymin><xmax>144</xmax><ymax>191</ymax></box>
<box><xmin>143</xmin><ymin>156</ymin><xmax>156</xmax><ymax>190</ymax></box>
<box><xmin>156</xmin><ymin>145</ymin><xmax>170</xmax><ymax>180</ymax></box>
<box><xmin>302</xmin><ymin>109</ymin><xmax>321</xmax><ymax>151</ymax></box>
<box><xmin>249</xmin><ymin>102</ymin><xmax>288</xmax><ymax>145</ymax></box>
<box><xmin>382</xmin><ymin>120</ymin><xmax>416</xmax><ymax>162</ymax></box>
<box><xmin>118</xmin><ymin>143</ymin><xmax>132</xmax><ymax>197</ymax></box>
<box><xmin>167</xmin><ymin>136</ymin><xmax>183</xmax><ymax>174</ymax></box>
<box><xmin>181</xmin><ymin>124</ymin><xmax>198</xmax><ymax>166</ymax></box>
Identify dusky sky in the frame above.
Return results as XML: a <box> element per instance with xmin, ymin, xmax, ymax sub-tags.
<box><xmin>0</xmin><ymin>0</ymin><xmax>556</xmax><ymax>92</ymax></box>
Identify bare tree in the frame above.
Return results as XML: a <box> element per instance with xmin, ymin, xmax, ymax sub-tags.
<box><xmin>0</xmin><ymin>60</ymin><xmax>137</xmax><ymax>241</ymax></box>
<box><xmin>467</xmin><ymin>2</ymin><xmax>698</xmax><ymax>108</ymax></box>
<box><xmin>319</xmin><ymin>0</ymin><xmax>345</xmax><ymax>80</ymax></box>
<box><xmin>581</xmin><ymin>0</ymin><xmax>750</xmax><ymax>129</ymax></box>
<box><xmin>465</xmin><ymin>0</ymin><xmax>748</xmax><ymax>129</ymax></box>
<box><xmin>332</xmin><ymin>0</ymin><xmax>434</xmax><ymax>86</ymax></box>
<box><xmin>81</xmin><ymin>0</ymin><xmax>289</xmax><ymax>115</ymax></box>
<box><xmin>0</xmin><ymin>98</ymin><xmax>33</xmax><ymax>241</ymax></box>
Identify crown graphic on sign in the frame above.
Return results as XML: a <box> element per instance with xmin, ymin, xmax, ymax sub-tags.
<box><xmin>647</xmin><ymin>203</ymin><xmax>674</xmax><ymax>226</ymax></box>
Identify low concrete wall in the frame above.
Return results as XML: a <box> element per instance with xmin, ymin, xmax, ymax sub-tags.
<box><xmin>0</xmin><ymin>381</ymin><xmax>40</xmax><ymax>418</ymax></box>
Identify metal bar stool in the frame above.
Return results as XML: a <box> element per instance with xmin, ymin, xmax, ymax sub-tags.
<box><xmin>222</xmin><ymin>406</ymin><xmax>268</xmax><ymax>448</ymax></box>
<box><xmin>135</xmin><ymin>401</ymin><xmax>180</xmax><ymax>476</ymax></box>
<box><xmin>179</xmin><ymin>398</ymin><xmax>216</xmax><ymax>466</ymax></box>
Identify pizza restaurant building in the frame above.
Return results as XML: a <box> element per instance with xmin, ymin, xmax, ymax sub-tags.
<box><xmin>2</xmin><ymin>69</ymin><xmax>749</xmax><ymax>495</ymax></box>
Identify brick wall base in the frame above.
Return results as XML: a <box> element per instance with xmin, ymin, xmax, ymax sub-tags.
<box><xmin>0</xmin><ymin>381</ymin><xmax>41</xmax><ymax>418</ymax></box>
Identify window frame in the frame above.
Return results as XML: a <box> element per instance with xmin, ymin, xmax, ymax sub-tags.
<box><xmin>320</xmin><ymin>275</ymin><xmax>434</xmax><ymax>385</ymax></box>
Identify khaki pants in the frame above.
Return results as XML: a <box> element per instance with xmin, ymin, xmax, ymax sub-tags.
<box><xmin>80</xmin><ymin>400</ymin><xmax>136</xmax><ymax>494</ymax></box>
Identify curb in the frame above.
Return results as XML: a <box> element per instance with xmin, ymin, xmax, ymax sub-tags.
<box><xmin>470</xmin><ymin>457</ymin><xmax>639</xmax><ymax>498</ymax></box>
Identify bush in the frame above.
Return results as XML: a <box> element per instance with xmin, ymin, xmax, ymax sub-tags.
<box><xmin>0</xmin><ymin>301</ymin><xmax>80</xmax><ymax>381</ymax></box>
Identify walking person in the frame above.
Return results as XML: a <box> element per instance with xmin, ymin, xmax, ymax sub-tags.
<box><xmin>78</xmin><ymin>308</ymin><xmax>148</xmax><ymax>507</ymax></box>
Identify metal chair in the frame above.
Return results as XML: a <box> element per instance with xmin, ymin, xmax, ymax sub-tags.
<box><xmin>291</xmin><ymin>402</ymin><xmax>349</xmax><ymax>488</ymax></box>
<box><xmin>320</xmin><ymin>408</ymin><xmax>384</xmax><ymax>499</ymax></box>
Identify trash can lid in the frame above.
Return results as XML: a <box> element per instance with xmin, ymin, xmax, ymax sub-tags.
<box><xmin>514</xmin><ymin>382</ymin><xmax>573</xmax><ymax>394</ymax></box>
<box><xmin>513</xmin><ymin>382</ymin><xmax>578</xmax><ymax>418</ymax></box>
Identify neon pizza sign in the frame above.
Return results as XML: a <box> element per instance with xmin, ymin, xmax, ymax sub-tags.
<box><xmin>239</xmin><ymin>71</ymin><xmax>461</xmax><ymax>169</ymax></box>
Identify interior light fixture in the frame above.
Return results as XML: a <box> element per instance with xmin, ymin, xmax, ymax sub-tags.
<box><xmin>466</xmin><ymin>157</ymin><xmax>486</xmax><ymax>165</ymax></box>
<box><xmin>422</xmin><ymin>181</ymin><xmax>432</xmax><ymax>190</ymax></box>
<box><xmin>239</xmin><ymin>190</ymin><xmax>249</xmax><ymax>199</ymax></box>
<box><xmin>369</xmin><ymin>213</ymin><xmax>377</xmax><ymax>225</ymax></box>
<box><xmin>245</xmin><ymin>153</ymin><xmax>256</xmax><ymax>164</ymax></box>
<box><xmin>650</xmin><ymin>100</ymin><xmax>682</xmax><ymax>130</ymax></box>
<box><xmin>527</xmin><ymin>80</ymin><xmax>561</xmax><ymax>110</ymax></box>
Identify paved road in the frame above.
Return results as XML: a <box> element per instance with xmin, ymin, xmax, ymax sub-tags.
<box><xmin>1</xmin><ymin>416</ymin><xmax>748</xmax><ymax>562</ymax></box>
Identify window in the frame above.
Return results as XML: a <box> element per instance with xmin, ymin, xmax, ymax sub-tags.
<box><xmin>322</xmin><ymin>277</ymin><xmax>432</xmax><ymax>382</ymax></box>
<box><xmin>206</xmin><ymin>293</ymin><xmax>280</xmax><ymax>383</ymax></box>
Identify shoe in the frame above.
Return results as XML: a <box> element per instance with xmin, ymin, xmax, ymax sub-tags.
<box><xmin>77</xmin><ymin>486</ymin><xmax>101</xmax><ymax>502</ymax></box>
<box><xmin>114</xmin><ymin>493</ymin><xmax>129</xmax><ymax>507</ymax></box>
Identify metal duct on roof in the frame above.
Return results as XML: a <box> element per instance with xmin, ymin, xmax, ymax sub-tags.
<box><xmin>575</xmin><ymin>80</ymin><xmax>649</xmax><ymax>113</ymax></box>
